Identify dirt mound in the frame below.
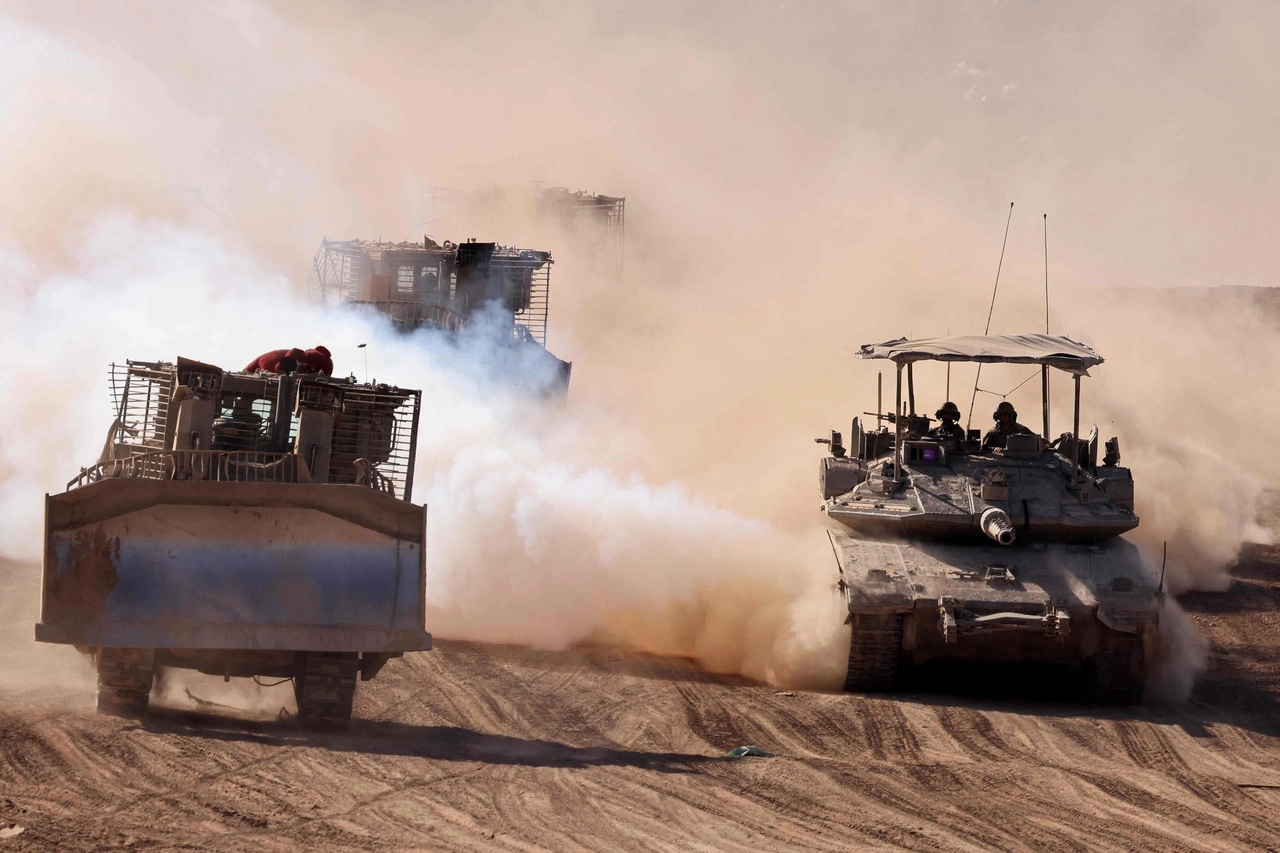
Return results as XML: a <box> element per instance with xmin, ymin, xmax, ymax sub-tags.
<box><xmin>4</xmin><ymin>552</ymin><xmax>1280</xmax><ymax>851</ymax></box>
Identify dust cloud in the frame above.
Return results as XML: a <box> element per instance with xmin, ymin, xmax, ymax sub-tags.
<box><xmin>0</xmin><ymin>557</ymin><xmax>95</xmax><ymax>705</ymax></box>
<box><xmin>0</xmin><ymin>219</ymin><xmax>850</xmax><ymax>690</ymax></box>
<box><xmin>151</xmin><ymin>669</ymin><xmax>296</xmax><ymax>722</ymax></box>
<box><xmin>1064</xmin><ymin>288</ymin><xmax>1280</xmax><ymax>595</ymax></box>
<box><xmin>3</xmin><ymin>2</ymin><xmax>1280</xmax><ymax>698</ymax></box>
<box><xmin>1145</xmin><ymin>599</ymin><xmax>1211</xmax><ymax>705</ymax></box>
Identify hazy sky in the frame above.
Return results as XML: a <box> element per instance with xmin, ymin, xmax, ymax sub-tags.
<box><xmin>2</xmin><ymin>0</ymin><xmax>1277</xmax><ymax>291</ymax></box>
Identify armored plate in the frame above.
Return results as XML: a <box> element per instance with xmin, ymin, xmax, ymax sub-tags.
<box><xmin>825</xmin><ymin>451</ymin><xmax>1138</xmax><ymax>543</ymax></box>
<box><xmin>833</xmin><ymin>532</ymin><xmax>1159</xmax><ymax>630</ymax></box>
<box><xmin>38</xmin><ymin>479</ymin><xmax>430</xmax><ymax>652</ymax></box>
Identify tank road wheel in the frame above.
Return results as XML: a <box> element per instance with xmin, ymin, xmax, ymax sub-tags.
<box><xmin>844</xmin><ymin>614</ymin><xmax>903</xmax><ymax>693</ymax></box>
<box><xmin>94</xmin><ymin>647</ymin><xmax>155</xmax><ymax>717</ymax></box>
<box><xmin>294</xmin><ymin>652</ymin><xmax>359</xmax><ymax>731</ymax></box>
<box><xmin>1089</xmin><ymin>629</ymin><xmax>1147</xmax><ymax>705</ymax></box>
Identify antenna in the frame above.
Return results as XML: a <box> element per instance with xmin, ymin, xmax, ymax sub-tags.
<box><xmin>826</xmin><ymin>529</ymin><xmax>844</xmax><ymax>577</ymax></box>
<box><xmin>1043</xmin><ymin>213</ymin><xmax>1050</xmax><ymax>334</ymax></box>
<box><xmin>981</xmin><ymin>203</ymin><xmax>1014</xmax><ymax>335</ymax></box>
<box><xmin>966</xmin><ymin>202</ymin><xmax>1014</xmax><ymax>431</ymax></box>
<box><xmin>1041</xmin><ymin>213</ymin><xmax>1051</xmax><ymax>438</ymax></box>
<box><xmin>402</xmin><ymin>216</ymin><xmax>451</xmax><ymax>243</ymax></box>
<box><xmin>357</xmin><ymin>343</ymin><xmax>368</xmax><ymax>384</ymax></box>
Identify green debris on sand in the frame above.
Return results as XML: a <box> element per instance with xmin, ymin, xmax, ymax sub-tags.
<box><xmin>728</xmin><ymin>745</ymin><xmax>774</xmax><ymax>758</ymax></box>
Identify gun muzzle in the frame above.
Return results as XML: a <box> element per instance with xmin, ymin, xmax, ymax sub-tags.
<box><xmin>980</xmin><ymin>507</ymin><xmax>1016</xmax><ymax>546</ymax></box>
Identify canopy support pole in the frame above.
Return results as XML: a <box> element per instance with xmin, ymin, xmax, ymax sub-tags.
<box><xmin>1041</xmin><ymin>366</ymin><xmax>1050</xmax><ymax>439</ymax></box>
<box><xmin>876</xmin><ymin>372</ymin><xmax>882</xmax><ymax>430</ymax></box>
<box><xmin>907</xmin><ymin>363</ymin><xmax>915</xmax><ymax>416</ymax></box>
<box><xmin>895</xmin><ymin>363</ymin><xmax>904</xmax><ymax>484</ymax></box>
<box><xmin>1072</xmin><ymin>373</ymin><xmax>1081</xmax><ymax>483</ymax></box>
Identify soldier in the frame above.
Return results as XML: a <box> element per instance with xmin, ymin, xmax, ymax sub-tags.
<box><xmin>982</xmin><ymin>401</ymin><xmax>1034</xmax><ymax>450</ymax></box>
<box><xmin>928</xmin><ymin>401</ymin><xmax>966</xmax><ymax>447</ymax></box>
<box><xmin>244</xmin><ymin>345</ymin><xmax>333</xmax><ymax>376</ymax></box>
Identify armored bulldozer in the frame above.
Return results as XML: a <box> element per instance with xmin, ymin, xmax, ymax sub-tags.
<box><xmin>311</xmin><ymin>237</ymin><xmax>571</xmax><ymax>395</ymax></box>
<box><xmin>818</xmin><ymin>334</ymin><xmax>1160</xmax><ymax>703</ymax></box>
<box><xmin>37</xmin><ymin>356</ymin><xmax>429</xmax><ymax>729</ymax></box>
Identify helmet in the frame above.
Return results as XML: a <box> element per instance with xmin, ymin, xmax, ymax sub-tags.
<box><xmin>993</xmin><ymin>401</ymin><xmax>1018</xmax><ymax>421</ymax></box>
<box><xmin>935</xmin><ymin>401</ymin><xmax>961</xmax><ymax>420</ymax></box>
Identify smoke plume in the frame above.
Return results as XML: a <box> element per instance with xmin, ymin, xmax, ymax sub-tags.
<box><xmin>0</xmin><ymin>218</ymin><xmax>850</xmax><ymax>689</ymax></box>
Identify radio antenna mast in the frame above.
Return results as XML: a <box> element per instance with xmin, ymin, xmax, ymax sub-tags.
<box><xmin>1040</xmin><ymin>213</ymin><xmax>1051</xmax><ymax>438</ymax></box>
<box><xmin>966</xmin><ymin>202</ymin><xmax>1014</xmax><ymax>431</ymax></box>
<box><xmin>1043</xmin><ymin>213</ymin><xmax>1050</xmax><ymax>334</ymax></box>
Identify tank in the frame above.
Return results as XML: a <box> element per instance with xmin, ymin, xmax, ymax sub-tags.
<box><xmin>36</xmin><ymin>356</ymin><xmax>430</xmax><ymax>729</ymax></box>
<box><xmin>818</xmin><ymin>334</ymin><xmax>1161</xmax><ymax>703</ymax></box>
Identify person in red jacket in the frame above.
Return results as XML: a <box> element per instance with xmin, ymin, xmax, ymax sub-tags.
<box><xmin>300</xmin><ymin>346</ymin><xmax>333</xmax><ymax>376</ymax></box>
<box><xmin>243</xmin><ymin>348</ymin><xmax>306</xmax><ymax>373</ymax></box>
<box><xmin>243</xmin><ymin>346</ymin><xmax>334</xmax><ymax>376</ymax></box>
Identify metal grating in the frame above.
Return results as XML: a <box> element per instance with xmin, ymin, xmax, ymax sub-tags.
<box><xmin>68</xmin><ymin>450</ymin><xmax>302</xmax><ymax>491</ymax></box>
<box><xmin>109</xmin><ymin>361</ymin><xmax>176</xmax><ymax>453</ymax></box>
<box><xmin>563</xmin><ymin>191</ymin><xmax>624</xmax><ymax>272</ymax></box>
<box><xmin>328</xmin><ymin>386</ymin><xmax>420</xmax><ymax>501</ymax></box>
<box><xmin>310</xmin><ymin>241</ymin><xmax>364</xmax><ymax>306</ymax></box>
<box><xmin>101</xmin><ymin>360</ymin><xmax>419</xmax><ymax>502</ymax></box>
<box><xmin>494</xmin><ymin>257</ymin><xmax>551</xmax><ymax>346</ymax></box>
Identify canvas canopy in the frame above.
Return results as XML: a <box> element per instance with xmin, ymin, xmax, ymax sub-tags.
<box><xmin>857</xmin><ymin>334</ymin><xmax>1103</xmax><ymax>375</ymax></box>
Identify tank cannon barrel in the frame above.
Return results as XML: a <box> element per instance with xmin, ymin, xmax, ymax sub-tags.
<box><xmin>980</xmin><ymin>507</ymin><xmax>1016</xmax><ymax>546</ymax></box>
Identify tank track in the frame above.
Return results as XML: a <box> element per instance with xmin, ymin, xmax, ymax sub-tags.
<box><xmin>843</xmin><ymin>614</ymin><xmax>903</xmax><ymax>693</ymax></box>
<box><xmin>1090</xmin><ymin>629</ymin><xmax>1147</xmax><ymax>705</ymax></box>
<box><xmin>95</xmin><ymin>648</ymin><xmax>155</xmax><ymax>717</ymax></box>
<box><xmin>294</xmin><ymin>652</ymin><xmax>359</xmax><ymax>731</ymax></box>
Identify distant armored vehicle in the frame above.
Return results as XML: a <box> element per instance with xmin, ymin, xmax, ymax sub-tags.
<box><xmin>37</xmin><ymin>356</ymin><xmax>429</xmax><ymax>729</ymax></box>
<box><xmin>311</xmin><ymin>237</ymin><xmax>571</xmax><ymax>392</ymax></box>
<box><xmin>416</xmin><ymin>184</ymin><xmax>626</xmax><ymax>271</ymax></box>
<box><xmin>817</xmin><ymin>335</ymin><xmax>1159</xmax><ymax>703</ymax></box>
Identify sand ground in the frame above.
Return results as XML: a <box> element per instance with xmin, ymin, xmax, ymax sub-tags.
<box><xmin>3</xmin><ymin>546</ymin><xmax>1280</xmax><ymax>852</ymax></box>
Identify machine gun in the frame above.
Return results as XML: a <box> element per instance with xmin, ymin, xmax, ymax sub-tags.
<box><xmin>863</xmin><ymin>411</ymin><xmax>933</xmax><ymax>437</ymax></box>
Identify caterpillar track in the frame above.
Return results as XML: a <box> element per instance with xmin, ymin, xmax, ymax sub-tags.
<box><xmin>843</xmin><ymin>614</ymin><xmax>903</xmax><ymax>692</ymax></box>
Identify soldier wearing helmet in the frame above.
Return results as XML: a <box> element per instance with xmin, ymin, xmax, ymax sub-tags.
<box><xmin>928</xmin><ymin>401</ymin><xmax>966</xmax><ymax>447</ymax></box>
<box><xmin>982</xmin><ymin>401</ymin><xmax>1034</xmax><ymax>450</ymax></box>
